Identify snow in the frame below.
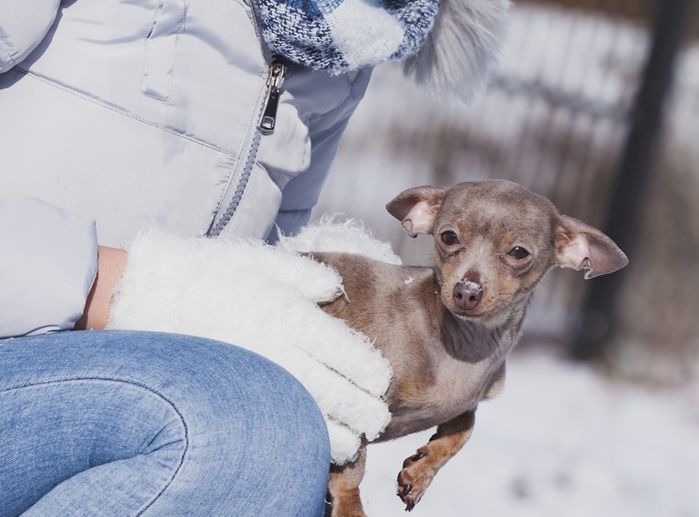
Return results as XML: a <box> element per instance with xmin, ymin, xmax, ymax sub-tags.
<box><xmin>360</xmin><ymin>353</ymin><xmax>699</xmax><ymax>517</ymax></box>
<box><xmin>459</xmin><ymin>279</ymin><xmax>482</xmax><ymax>292</ymax></box>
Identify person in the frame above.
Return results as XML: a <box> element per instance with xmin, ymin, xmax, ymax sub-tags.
<box><xmin>0</xmin><ymin>0</ymin><xmax>508</xmax><ymax>514</ymax></box>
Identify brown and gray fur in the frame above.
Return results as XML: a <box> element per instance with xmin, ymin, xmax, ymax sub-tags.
<box><xmin>313</xmin><ymin>180</ymin><xmax>628</xmax><ymax>516</ymax></box>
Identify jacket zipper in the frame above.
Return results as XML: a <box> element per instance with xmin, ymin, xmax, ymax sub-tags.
<box><xmin>259</xmin><ymin>60</ymin><xmax>286</xmax><ymax>133</ymax></box>
<box><xmin>206</xmin><ymin>59</ymin><xmax>286</xmax><ymax>237</ymax></box>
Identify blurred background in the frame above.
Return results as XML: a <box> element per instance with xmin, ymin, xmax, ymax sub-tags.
<box><xmin>312</xmin><ymin>0</ymin><xmax>699</xmax><ymax>515</ymax></box>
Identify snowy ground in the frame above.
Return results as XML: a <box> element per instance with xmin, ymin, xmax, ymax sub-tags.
<box><xmin>359</xmin><ymin>353</ymin><xmax>699</xmax><ymax>517</ymax></box>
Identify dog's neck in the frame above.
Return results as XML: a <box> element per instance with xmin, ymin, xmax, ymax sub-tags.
<box><xmin>420</xmin><ymin>272</ymin><xmax>529</xmax><ymax>364</ymax></box>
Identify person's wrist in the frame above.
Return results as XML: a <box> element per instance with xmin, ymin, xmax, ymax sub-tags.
<box><xmin>75</xmin><ymin>246</ymin><xmax>127</xmax><ymax>330</ymax></box>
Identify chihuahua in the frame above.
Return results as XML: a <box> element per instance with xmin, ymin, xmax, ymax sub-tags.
<box><xmin>312</xmin><ymin>180</ymin><xmax>628</xmax><ymax>516</ymax></box>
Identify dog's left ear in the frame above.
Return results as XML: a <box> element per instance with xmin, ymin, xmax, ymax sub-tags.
<box><xmin>386</xmin><ymin>186</ymin><xmax>446</xmax><ymax>238</ymax></box>
<box><xmin>555</xmin><ymin>215</ymin><xmax>628</xmax><ymax>279</ymax></box>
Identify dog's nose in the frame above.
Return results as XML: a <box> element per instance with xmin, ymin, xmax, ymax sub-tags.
<box><xmin>453</xmin><ymin>279</ymin><xmax>483</xmax><ymax>311</ymax></box>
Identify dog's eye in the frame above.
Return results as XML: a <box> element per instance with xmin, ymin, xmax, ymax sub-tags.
<box><xmin>441</xmin><ymin>231</ymin><xmax>459</xmax><ymax>246</ymax></box>
<box><xmin>508</xmin><ymin>246</ymin><xmax>530</xmax><ymax>260</ymax></box>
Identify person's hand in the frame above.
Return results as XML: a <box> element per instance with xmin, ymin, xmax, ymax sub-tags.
<box><xmin>106</xmin><ymin>230</ymin><xmax>392</xmax><ymax>464</ymax></box>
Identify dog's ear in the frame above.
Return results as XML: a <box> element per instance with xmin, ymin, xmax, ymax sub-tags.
<box><xmin>386</xmin><ymin>186</ymin><xmax>446</xmax><ymax>238</ymax></box>
<box><xmin>554</xmin><ymin>215</ymin><xmax>628</xmax><ymax>279</ymax></box>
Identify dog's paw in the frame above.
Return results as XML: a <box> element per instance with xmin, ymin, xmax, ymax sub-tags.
<box><xmin>396</xmin><ymin>447</ymin><xmax>436</xmax><ymax>511</ymax></box>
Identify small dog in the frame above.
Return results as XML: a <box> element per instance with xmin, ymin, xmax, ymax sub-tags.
<box><xmin>312</xmin><ymin>180</ymin><xmax>628</xmax><ymax>516</ymax></box>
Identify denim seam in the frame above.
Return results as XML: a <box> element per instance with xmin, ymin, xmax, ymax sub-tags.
<box><xmin>1</xmin><ymin>376</ymin><xmax>189</xmax><ymax>516</ymax></box>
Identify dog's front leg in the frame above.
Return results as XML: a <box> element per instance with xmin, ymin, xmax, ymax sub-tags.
<box><xmin>328</xmin><ymin>445</ymin><xmax>367</xmax><ymax>517</ymax></box>
<box><xmin>397</xmin><ymin>410</ymin><xmax>476</xmax><ymax>511</ymax></box>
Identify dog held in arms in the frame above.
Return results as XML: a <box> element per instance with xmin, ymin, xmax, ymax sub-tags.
<box><xmin>312</xmin><ymin>180</ymin><xmax>628</xmax><ymax>516</ymax></box>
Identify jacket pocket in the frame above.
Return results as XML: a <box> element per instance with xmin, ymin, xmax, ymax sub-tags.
<box><xmin>141</xmin><ymin>0</ymin><xmax>186</xmax><ymax>102</ymax></box>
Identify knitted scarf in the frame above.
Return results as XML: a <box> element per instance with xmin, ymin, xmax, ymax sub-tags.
<box><xmin>254</xmin><ymin>0</ymin><xmax>439</xmax><ymax>74</ymax></box>
<box><xmin>254</xmin><ymin>0</ymin><xmax>510</xmax><ymax>101</ymax></box>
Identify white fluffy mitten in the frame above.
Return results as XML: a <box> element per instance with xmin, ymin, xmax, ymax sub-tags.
<box><xmin>107</xmin><ymin>229</ymin><xmax>392</xmax><ymax>464</ymax></box>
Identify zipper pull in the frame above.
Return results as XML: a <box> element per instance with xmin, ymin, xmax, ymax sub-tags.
<box><xmin>259</xmin><ymin>60</ymin><xmax>286</xmax><ymax>134</ymax></box>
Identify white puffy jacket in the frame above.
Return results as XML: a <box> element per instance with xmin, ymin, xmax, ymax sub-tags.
<box><xmin>0</xmin><ymin>0</ymin><xmax>371</xmax><ymax>337</ymax></box>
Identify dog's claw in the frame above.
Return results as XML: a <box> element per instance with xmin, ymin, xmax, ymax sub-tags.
<box><xmin>397</xmin><ymin>448</ymin><xmax>433</xmax><ymax>512</ymax></box>
<box><xmin>398</xmin><ymin>448</ymin><xmax>431</xmax><ymax>510</ymax></box>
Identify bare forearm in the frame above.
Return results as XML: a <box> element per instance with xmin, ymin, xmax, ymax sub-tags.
<box><xmin>75</xmin><ymin>246</ymin><xmax>127</xmax><ymax>330</ymax></box>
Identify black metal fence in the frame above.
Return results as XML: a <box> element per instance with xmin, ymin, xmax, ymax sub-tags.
<box><xmin>573</xmin><ymin>0</ymin><xmax>692</xmax><ymax>359</ymax></box>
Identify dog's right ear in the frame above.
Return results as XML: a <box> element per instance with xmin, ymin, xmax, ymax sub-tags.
<box><xmin>386</xmin><ymin>186</ymin><xmax>446</xmax><ymax>238</ymax></box>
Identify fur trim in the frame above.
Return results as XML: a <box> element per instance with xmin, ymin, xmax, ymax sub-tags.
<box><xmin>279</xmin><ymin>217</ymin><xmax>402</xmax><ymax>265</ymax></box>
<box><xmin>107</xmin><ymin>229</ymin><xmax>393</xmax><ymax>465</ymax></box>
<box><xmin>326</xmin><ymin>420</ymin><xmax>362</xmax><ymax>464</ymax></box>
<box><xmin>403</xmin><ymin>0</ymin><xmax>510</xmax><ymax>102</ymax></box>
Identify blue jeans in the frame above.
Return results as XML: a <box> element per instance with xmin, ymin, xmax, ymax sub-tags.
<box><xmin>0</xmin><ymin>331</ymin><xmax>331</xmax><ymax>516</ymax></box>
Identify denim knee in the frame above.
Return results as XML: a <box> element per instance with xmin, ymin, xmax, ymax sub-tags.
<box><xmin>141</xmin><ymin>335</ymin><xmax>332</xmax><ymax>515</ymax></box>
<box><xmin>2</xmin><ymin>331</ymin><xmax>332</xmax><ymax>516</ymax></box>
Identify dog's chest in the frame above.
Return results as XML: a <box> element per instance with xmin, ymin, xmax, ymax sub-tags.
<box><xmin>381</xmin><ymin>347</ymin><xmax>505</xmax><ymax>439</ymax></box>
